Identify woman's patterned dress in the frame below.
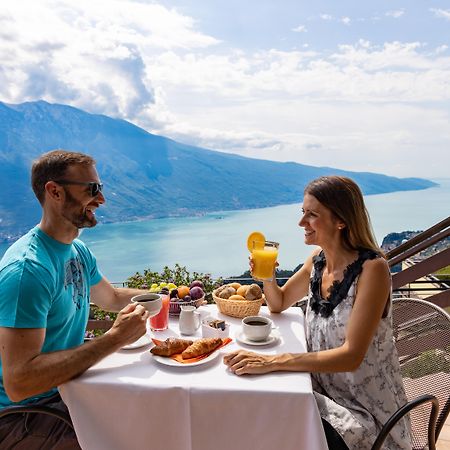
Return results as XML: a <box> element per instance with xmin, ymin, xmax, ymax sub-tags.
<box><xmin>305</xmin><ymin>250</ymin><xmax>412</xmax><ymax>450</ymax></box>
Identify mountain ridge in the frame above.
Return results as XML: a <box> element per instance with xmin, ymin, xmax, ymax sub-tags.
<box><xmin>0</xmin><ymin>100</ymin><xmax>437</xmax><ymax>240</ymax></box>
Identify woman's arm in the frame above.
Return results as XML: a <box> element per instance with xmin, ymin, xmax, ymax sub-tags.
<box><xmin>225</xmin><ymin>257</ymin><xmax>391</xmax><ymax>375</ymax></box>
<box><xmin>263</xmin><ymin>249</ymin><xmax>318</xmax><ymax>313</ymax></box>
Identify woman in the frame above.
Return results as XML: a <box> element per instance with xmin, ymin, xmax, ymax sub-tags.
<box><xmin>224</xmin><ymin>176</ymin><xmax>411</xmax><ymax>450</ymax></box>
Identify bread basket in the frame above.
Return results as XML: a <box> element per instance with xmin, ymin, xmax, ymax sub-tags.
<box><xmin>212</xmin><ymin>289</ymin><xmax>264</xmax><ymax>318</ymax></box>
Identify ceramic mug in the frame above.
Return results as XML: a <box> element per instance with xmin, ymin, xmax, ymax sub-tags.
<box><xmin>241</xmin><ymin>316</ymin><xmax>272</xmax><ymax>342</ymax></box>
<box><xmin>131</xmin><ymin>293</ymin><xmax>162</xmax><ymax>318</ymax></box>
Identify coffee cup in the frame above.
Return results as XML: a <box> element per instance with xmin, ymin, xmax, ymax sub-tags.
<box><xmin>241</xmin><ymin>316</ymin><xmax>272</xmax><ymax>342</ymax></box>
<box><xmin>131</xmin><ymin>293</ymin><xmax>162</xmax><ymax>318</ymax></box>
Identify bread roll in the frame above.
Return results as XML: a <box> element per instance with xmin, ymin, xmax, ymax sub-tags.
<box><xmin>228</xmin><ymin>294</ymin><xmax>246</xmax><ymax>301</ymax></box>
<box><xmin>245</xmin><ymin>284</ymin><xmax>262</xmax><ymax>300</ymax></box>
<box><xmin>218</xmin><ymin>286</ymin><xmax>236</xmax><ymax>299</ymax></box>
<box><xmin>236</xmin><ymin>285</ymin><xmax>249</xmax><ymax>297</ymax></box>
<box><xmin>215</xmin><ymin>285</ymin><xmax>226</xmax><ymax>295</ymax></box>
<box><xmin>229</xmin><ymin>282</ymin><xmax>241</xmax><ymax>290</ymax></box>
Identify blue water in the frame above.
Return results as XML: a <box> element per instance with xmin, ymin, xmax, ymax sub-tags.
<box><xmin>1</xmin><ymin>179</ymin><xmax>449</xmax><ymax>282</ymax></box>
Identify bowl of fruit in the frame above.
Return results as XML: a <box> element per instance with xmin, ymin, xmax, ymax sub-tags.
<box><xmin>168</xmin><ymin>280</ymin><xmax>206</xmax><ymax>316</ymax></box>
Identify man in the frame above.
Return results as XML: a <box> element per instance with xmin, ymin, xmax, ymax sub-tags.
<box><xmin>0</xmin><ymin>150</ymin><xmax>150</xmax><ymax>449</ymax></box>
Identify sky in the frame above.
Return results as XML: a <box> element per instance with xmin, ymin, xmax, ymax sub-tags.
<box><xmin>1</xmin><ymin>0</ymin><xmax>449</xmax><ymax>178</ymax></box>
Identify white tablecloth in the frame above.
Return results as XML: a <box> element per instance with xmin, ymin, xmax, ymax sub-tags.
<box><xmin>60</xmin><ymin>305</ymin><xmax>327</xmax><ymax>450</ymax></box>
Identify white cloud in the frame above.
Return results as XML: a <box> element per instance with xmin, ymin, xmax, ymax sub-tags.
<box><xmin>386</xmin><ymin>10</ymin><xmax>405</xmax><ymax>19</ymax></box>
<box><xmin>333</xmin><ymin>40</ymin><xmax>450</xmax><ymax>74</ymax></box>
<box><xmin>1</xmin><ymin>1</ymin><xmax>449</xmax><ymax>178</ymax></box>
<box><xmin>430</xmin><ymin>8</ymin><xmax>450</xmax><ymax>21</ymax></box>
<box><xmin>149</xmin><ymin>43</ymin><xmax>450</xmax><ymax>104</ymax></box>
<box><xmin>164</xmin><ymin>101</ymin><xmax>449</xmax><ymax>180</ymax></box>
<box><xmin>292</xmin><ymin>25</ymin><xmax>307</xmax><ymax>33</ymax></box>
<box><xmin>0</xmin><ymin>0</ymin><xmax>219</xmax><ymax>122</ymax></box>
<box><xmin>145</xmin><ymin>41</ymin><xmax>450</xmax><ymax>177</ymax></box>
<box><xmin>316</xmin><ymin>14</ymin><xmax>351</xmax><ymax>26</ymax></box>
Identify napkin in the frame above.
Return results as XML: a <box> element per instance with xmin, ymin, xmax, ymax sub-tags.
<box><xmin>151</xmin><ymin>338</ymin><xmax>232</xmax><ymax>364</ymax></box>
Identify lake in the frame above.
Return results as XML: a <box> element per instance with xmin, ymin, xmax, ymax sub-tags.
<box><xmin>1</xmin><ymin>178</ymin><xmax>449</xmax><ymax>282</ymax></box>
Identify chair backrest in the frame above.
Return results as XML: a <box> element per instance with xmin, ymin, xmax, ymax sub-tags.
<box><xmin>392</xmin><ymin>297</ymin><xmax>450</xmax><ymax>448</ymax></box>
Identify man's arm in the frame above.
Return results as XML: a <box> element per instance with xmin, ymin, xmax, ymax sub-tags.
<box><xmin>0</xmin><ymin>302</ymin><xmax>148</xmax><ymax>402</ymax></box>
<box><xmin>90</xmin><ymin>277</ymin><xmax>149</xmax><ymax>312</ymax></box>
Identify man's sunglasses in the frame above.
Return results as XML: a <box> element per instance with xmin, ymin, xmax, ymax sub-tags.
<box><xmin>54</xmin><ymin>180</ymin><xmax>104</xmax><ymax>197</ymax></box>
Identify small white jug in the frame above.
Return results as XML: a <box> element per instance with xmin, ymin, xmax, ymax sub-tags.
<box><xmin>179</xmin><ymin>305</ymin><xmax>201</xmax><ymax>335</ymax></box>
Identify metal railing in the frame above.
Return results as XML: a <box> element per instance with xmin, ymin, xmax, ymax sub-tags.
<box><xmin>387</xmin><ymin>216</ymin><xmax>450</xmax><ymax>307</ymax></box>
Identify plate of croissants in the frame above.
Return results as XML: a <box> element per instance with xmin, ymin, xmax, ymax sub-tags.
<box><xmin>150</xmin><ymin>337</ymin><xmax>232</xmax><ymax>367</ymax></box>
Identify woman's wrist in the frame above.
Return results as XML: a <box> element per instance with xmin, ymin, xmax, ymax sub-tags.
<box><xmin>266</xmin><ymin>354</ymin><xmax>284</xmax><ymax>371</ymax></box>
<box><xmin>271</xmin><ymin>353</ymin><xmax>302</xmax><ymax>372</ymax></box>
<box><xmin>263</xmin><ymin>277</ymin><xmax>277</xmax><ymax>288</ymax></box>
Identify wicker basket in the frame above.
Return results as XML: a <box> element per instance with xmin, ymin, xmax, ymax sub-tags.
<box><xmin>169</xmin><ymin>295</ymin><xmax>205</xmax><ymax>316</ymax></box>
<box><xmin>212</xmin><ymin>289</ymin><xmax>264</xmax><ymax>318</ymax></box>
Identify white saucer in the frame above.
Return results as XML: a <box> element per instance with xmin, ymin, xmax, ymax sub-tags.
<box><xmin>152</xmin><ymin>350</ymin><xmax>221</xmax><ymax>367</ymax></box>
<box><xmin>121</xmin><ymin>334</ymin><xmax>152</xmax><ymax>350</ymax></box>
<box><xmin>235</xmin><ymin>331</ymin><xmax>279</xmax><ymax>346</ymax></box>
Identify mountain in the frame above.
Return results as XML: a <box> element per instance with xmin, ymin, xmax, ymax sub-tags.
<box><xmin>0</xmin><ymin>100</ymin><xmax>437</xmax><ymax>240</ymax></box>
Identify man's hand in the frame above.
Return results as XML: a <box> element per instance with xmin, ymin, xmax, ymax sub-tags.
<box><xmin>106</xmin><ymin>303</ymin><xmax>149</xmax><ymax>347</ymax></box>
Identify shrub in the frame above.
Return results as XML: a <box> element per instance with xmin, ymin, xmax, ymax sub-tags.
<box><xmin>88</xmin><ymin>264</ymin><xmax>223</xmax><ymax>336</ymax></box>
<box><xmin>126</xmin><ymin>263</ymin><xmax>223</xmax><ymax>302</ymax></box>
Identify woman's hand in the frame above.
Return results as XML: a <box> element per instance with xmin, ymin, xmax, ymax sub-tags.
<box><xmin>223</xmin><ymin>350</ymin><xmax>278</xmax><ymax>375</ymax></box>
<box><xmin>249</xmin><ymin>255</ymin><xmax>254</xmax><ymax>274</ymax></box>
<box><xmin>248</xmin><ymin>256</ymin><xmax>279</xmax><ymax>279</ymax></box>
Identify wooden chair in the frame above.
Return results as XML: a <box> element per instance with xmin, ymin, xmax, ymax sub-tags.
<box><xmin>372</xmin><ymin>297</ymin><xmax>450</xmax><ymax>450</ymax></box>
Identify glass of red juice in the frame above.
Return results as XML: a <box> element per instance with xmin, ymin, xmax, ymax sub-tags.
<box><xmin>150</xmin><ymin>294</ymin><xmax>170</xmax><ymax>331</ymax></box>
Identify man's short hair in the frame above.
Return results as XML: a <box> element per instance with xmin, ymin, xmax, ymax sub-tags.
<box><xmin>31</xmin><ymin>150</ymin><xmax>96</xmax><ymax>204</ymax></box>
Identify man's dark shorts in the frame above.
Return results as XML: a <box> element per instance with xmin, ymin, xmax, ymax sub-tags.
<box><xmin>0</xmin><ymin>393</ymin><xmax>80</xmax><ymax>449</ymax></box>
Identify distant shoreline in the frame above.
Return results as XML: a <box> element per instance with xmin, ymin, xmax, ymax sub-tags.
<box><xmin>0</xmin><ymin>183</ymin><xmax>443</xmax><ymax>244</ymax></box>
<box><xmin>2</xmin><ymin>181</ymin><xmax>448</xmax><ymax>281</ymax></box>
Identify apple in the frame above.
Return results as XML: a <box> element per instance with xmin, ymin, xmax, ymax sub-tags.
<box><xmin>189</xmin><ymin>286</ymin><xmax>204</xmax><ymax>300</ymax></box>
<box><xmin>190</xmin><ymin>280</ymin><xmax>204</xmax><ymax>290</ymax></box>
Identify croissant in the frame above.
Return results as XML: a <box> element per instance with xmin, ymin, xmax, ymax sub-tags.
<box><xmin>181</xmin><ymin>338</ymin><xmax>222</xmax><ymax>359</ymax></box>
<box><xmin>150</xmin><ymin>338</ymin><xmax>193</xmax><ymax>356</ymax></box>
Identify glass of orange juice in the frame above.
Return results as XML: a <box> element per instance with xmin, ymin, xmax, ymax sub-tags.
<box><xmin>251</xmin><ymin>240</ymin><xmax>279</xmax><ymax>281</ymax></box>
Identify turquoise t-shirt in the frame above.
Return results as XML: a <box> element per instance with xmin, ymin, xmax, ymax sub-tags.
<box><xmin>0</xmin><ymin>226</ymin><xmax>102</xmax><ymax>408</ymax></box>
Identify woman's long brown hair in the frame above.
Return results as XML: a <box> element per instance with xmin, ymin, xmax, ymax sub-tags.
<box><xmin>304</xmin><ymin>176</ymin><xmax>384</xmax><ymax>257</ymax></box>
